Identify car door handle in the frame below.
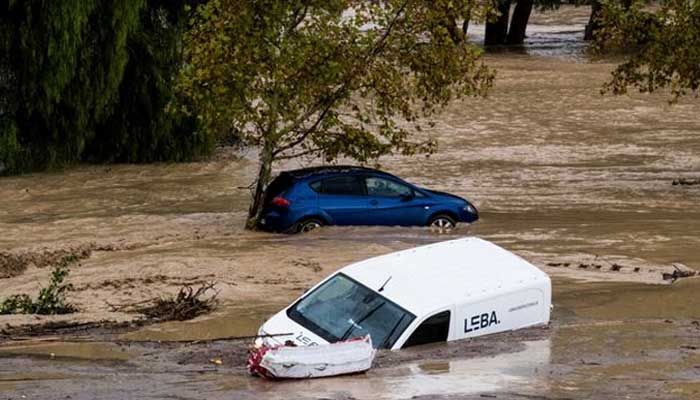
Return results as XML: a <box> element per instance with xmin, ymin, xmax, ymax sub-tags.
<box><xmin>369</xmin><ymin>199</ymin><xmax>378</xmax><ymax>206</ymax></box>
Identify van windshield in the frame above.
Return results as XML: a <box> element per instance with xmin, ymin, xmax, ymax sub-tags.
<box><xmin>287</xmin><ymin>274</ymin><xmax>415</xmax><ymax>349</ymax></box>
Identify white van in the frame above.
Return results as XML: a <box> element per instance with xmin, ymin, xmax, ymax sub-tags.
<box><xmin>258</xmin><ymin>237</ymin><xmax>551</xmax><ymax>350</ymax></box>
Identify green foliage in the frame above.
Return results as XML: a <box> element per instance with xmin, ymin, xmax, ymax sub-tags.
<box><xmin>0</xmin><ymin>0</ymin><xmax>211</xmax><ymax>173</ymax></box>
<box><xmin>0</xmin><ymin>294</ymin><xmax>35</xmax><ymax>315</ymax></box>
<box><xmin>2</xmin><ymin>0</ymin><xmax>145</xmax><ymax>169</ymax></box>
<box><xmin>0</xmin><ymin>118</ymin><xmax>21</xmax><ymax>174</ymax></box>
<box><xmin>595</xmin><ymin>0</ymin><xmax>700</xmax><ymax>99</ymax></box>
<box><xmin>0</xmin><ymin>265</ymin><xmax>76</xmax><ymax>315</ymax></box>
<box><xmin>178</xmin><ymin>0</ymin><xmax>495</xmax><ymax>227</ymax></box>
<box><xmin>86</xmin><ymin>0</ymin><xmax>213</xmax><ymax>163</ymax></box>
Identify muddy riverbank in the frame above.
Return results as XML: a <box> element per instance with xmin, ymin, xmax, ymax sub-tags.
<box><xmin>1</xmin><ymin>286</ymin><xmax>699</xmax><ymax>399</ymax></box>
<box><xmin>1</xmin><ymin>5</ymin><xmax>699</xmax><ymax>399</ymax></box>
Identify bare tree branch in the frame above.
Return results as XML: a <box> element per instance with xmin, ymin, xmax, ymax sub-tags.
<box><xmin>277</xmin><ymin>147</ymin><xmax>322</xmax><ymax>160</ymax></box>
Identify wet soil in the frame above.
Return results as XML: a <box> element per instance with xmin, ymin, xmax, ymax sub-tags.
<box><xmin>1</xmin><ymin>5</ymin><xmax>700</xmax><ymax>399</ymax></box>
<box><xmin>1</xmin><ymin>312</ymin><xmax>698</xmax><ymax>399</ymax></box>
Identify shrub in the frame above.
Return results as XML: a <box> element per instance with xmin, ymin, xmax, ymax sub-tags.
<box><xmin>0</xmin><ymin>265</ymin><xmax>76</xmax><ymax>315</ymax></box>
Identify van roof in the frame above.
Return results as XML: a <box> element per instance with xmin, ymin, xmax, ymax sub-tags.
<box><xmin>341</xmin><ymin>237</ymin><xmax>549</xmax><ymax>317</ymax></box>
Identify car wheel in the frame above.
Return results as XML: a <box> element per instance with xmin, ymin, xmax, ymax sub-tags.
<box><xmin>428</xmin><ymin>214</ymin><xmax>456</xmax><ymax>233</ymax></box>
<box><xmin>296</xmin><ymin>218</ymin><xmax>324</xmax><ymax>234</ymax></box>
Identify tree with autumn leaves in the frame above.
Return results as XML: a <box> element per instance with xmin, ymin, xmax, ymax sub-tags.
<box><xmin>177</xmin><ymin>0</ymin><xmax>495</xmax><ymax>229</ymax></box>
<box><xmin>595</xmin><ymin>0</ymin><xmax>700</xmax><ymax>100</ymax></box>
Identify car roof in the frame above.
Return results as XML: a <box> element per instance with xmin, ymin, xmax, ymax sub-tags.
<box><xmin>340</xmin><ymin>237</ymin><xmax>549</xmax><ymax>317</ymax></box>
<box><xmin>281</xmin><ymin>165</ymin><xmax>395</xmax><ymax>180</ymax></box>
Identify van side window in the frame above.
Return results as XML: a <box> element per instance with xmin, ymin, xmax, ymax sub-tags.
<box><xmin>402</xmin><ymin>310</ymin><xmax>450</xmax><ymax>348</ymax></box>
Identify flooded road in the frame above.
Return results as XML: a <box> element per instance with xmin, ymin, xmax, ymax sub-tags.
<box><xmin>1</xmin><ymin>5</ymin><xmax>699</xmax><ymax>399</ymax></box>
<box><xmin>1</xmin><ymin>288</ymin><xmax>698</xmax><ymax>399</ymax></box>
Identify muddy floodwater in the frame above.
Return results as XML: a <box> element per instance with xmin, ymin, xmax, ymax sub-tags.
<box><xmin>1</xmin><ymin>5</ymin><xmax>699</xmax><ymax>400</ymax></box>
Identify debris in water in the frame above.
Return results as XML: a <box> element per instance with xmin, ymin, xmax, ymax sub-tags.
<box><xmin>291</xmin><ymin>258</ymin><xmax>322</xmax><ymax>273</ymax></box>
<box><xmin>248</xmin><ymin>336</ymin><xmax>376</xmax><ymax>379</ymax></box>
<box><xmin>209</xmin><ymin>358</ymin><xmax>223</xmax><ymax>365</ymax></box>
<box><xmin>0</xmin><ymin>242</ymin><xmax>135</xmax><ymax>279</ymax></box>
<box><xmin>109</xmin><ymin>282</ymin><xmax>219</xmax><ymax>321</ymax></box>
<box><xmin>672</xmin><ymin>178</ymin><xmax>700</xmax><ymax>186</ymax></box>
<box><xmin>546</xmin><ymin>262</ymin><xmax>570</xmax><ymax>267</ymax></box>
<box><xmin>661</xmin><ymin>264</ymin><xmax>698</xmax><ymax>283</ymax></box>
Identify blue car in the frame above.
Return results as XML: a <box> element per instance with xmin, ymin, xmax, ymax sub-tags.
<box><xmin>259</xmin><ymin>166</ymin><xmax>479</xmax><ymax>233</ymax></box>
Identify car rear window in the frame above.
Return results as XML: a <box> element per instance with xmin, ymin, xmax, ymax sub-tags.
<box><xmin>310</xmin><ymin>176</ymin><xmax>365</xmax><ymax>196</ymax></box>
<box><xmin>265</xmin><ymin>173</ymin><xmax>295</xmax><ymax>203</ymax></box>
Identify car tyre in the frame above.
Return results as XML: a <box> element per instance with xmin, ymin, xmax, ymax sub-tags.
<box><xmin>428</xmin><ymin>214</ymin><xmax>456</xmax><ymax>233</ymax></box>
<box><xmin>295</xmin><ymin>218</ymin><xmax>324</xmax><ymax>234</ymax></box>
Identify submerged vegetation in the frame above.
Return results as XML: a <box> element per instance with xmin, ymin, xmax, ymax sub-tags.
<box><xmin>0</xmin><ymin>265</ymin><xmax>76</xmax><ymax>315</ymax></box>
<box><xmin>110</xmin><ymin>282</ymin><xmax>219</xmax><ymax>321</ymax></box>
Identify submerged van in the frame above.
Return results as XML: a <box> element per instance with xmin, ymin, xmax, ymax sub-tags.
<box><xmin>257</xmin><ymin>237</ymin><xmax>551</xmax><ymax>350</ymax></box>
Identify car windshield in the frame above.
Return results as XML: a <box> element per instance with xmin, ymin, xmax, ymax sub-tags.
<box><xmin>287</xmin><ymin>273</ymin><xmax>415</xmax><ymax>349</ymax></box>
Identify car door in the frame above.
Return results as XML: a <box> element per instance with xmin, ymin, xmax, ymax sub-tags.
<box><xmin>312</xmin><ymin>175</ymin><xmax>370</xmax><ymax>225</ymax></box>
<box><xmin>364</xmin><ymin>176</ymin><xmax>430</xmax><ymax>226</ymax></box>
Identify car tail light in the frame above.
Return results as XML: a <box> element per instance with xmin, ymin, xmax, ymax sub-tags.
<box><xmin>271</xmin><ymin>196</ymin><xmax>291</xmax><ymax>207</ymax></box>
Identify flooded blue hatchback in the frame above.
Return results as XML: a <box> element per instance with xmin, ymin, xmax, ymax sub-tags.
<box><xmin>259</xmin><ymin>166</ymin><xmax>478</xmax><ymax>233</ymax></box>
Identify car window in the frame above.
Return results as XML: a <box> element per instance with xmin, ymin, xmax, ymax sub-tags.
<box><xmin>402</xmin><ymin>310</ymin><xmax>451</xmax><ymax>348</ymax></box>
<box><xmin>311</xmin><ymin>176</ymin><xmax>365</xmax><ymax>196</ymax></box>
<box><xmin>264</xmin><ymin>173</ymin><xmax>295</xmax><ymax>203</ymax></box>
<box><xmin>287</xmin><ymin>274</ymin><xmax>415</xmax><ymax>349</ymax></box>
<box><xmin>366</xmin><ymin>177</ymin><xmax>412</xmax><ymax>197</ymax></box>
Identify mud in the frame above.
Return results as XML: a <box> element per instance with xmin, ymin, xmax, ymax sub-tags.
<box><xmin>0</xmin><ymin>243</ymin><xmax>92</xmax><ymax>278</ymax></box>
<box><xmin>0</xmin><ymin>301</ymin><xmax>698</xmax><ymax>399</ymax></box>
<box><xmin>1</xmin><ymin>4</ymin><xmax>700</xmax><ymax>399</ymax></box>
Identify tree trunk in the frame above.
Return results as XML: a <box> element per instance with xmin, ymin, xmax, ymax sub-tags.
<box><xmin>462</xmin><ymin>9</ymin><xmax>471</xmax><ymax>36</ymax></box>
<box><xmin>245</xmin><ymin>143</ymin><xmax>275</xmax><ymax>230</ymax></box>
<box><xmin>506</xmin><ymin>0</ymin><xmax>532</xmax><ymax>45</ymax></box>
<box><xmin>584</xmin><ymin>1</ymin><xmax>602</xmax><ymax>41</ymax></box>
<box><xmin>485</xmin><ymin>0</ymin><xmax>511</xmax><ymax>46</ymax></box>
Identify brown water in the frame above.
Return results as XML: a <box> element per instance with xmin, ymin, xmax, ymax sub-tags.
<box><xmin>1</xmin><ymin>5</ymin><xmax>700</xmax><ymax>399</ymax></box>
<box><xmin>1</xmin><ymin>279</ymin><xmax>698</xmax><ymax>399</ymax></box>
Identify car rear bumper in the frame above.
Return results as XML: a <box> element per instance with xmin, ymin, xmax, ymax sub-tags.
<box><xmin>258</xmin><ymin>210</ymin><xmax>296</xmax><ymax>232</ymax></box>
